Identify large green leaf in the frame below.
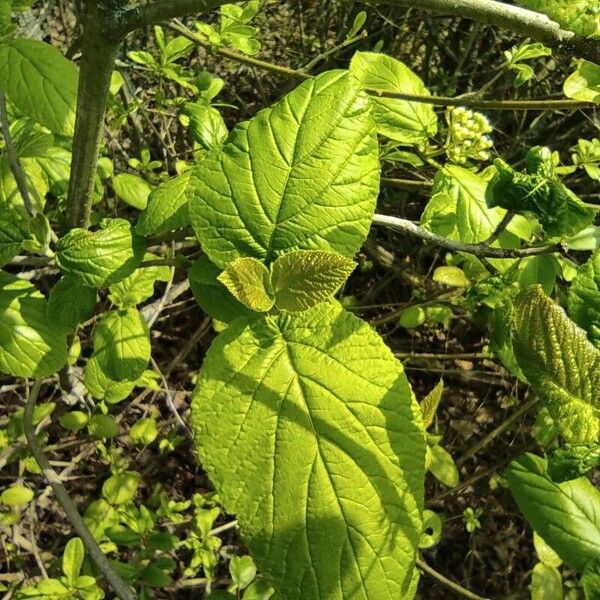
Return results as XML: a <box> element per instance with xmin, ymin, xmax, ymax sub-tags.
<box><xmin>56</xmin><ymin>218</ymin><xmax>145</xmax><ymax>288</ymax></box>
<box><xmin>0</xmin><ymin>271</ymin><xmax>68</xmax><ymax>377</ymax></box>
<box><xmin>506</xmin><ymin>453</ymin><xmax>600</xmax><ymax>573</ymax></box>
<box><xmin>513</xmin><ymin>285</ymin><xmax>600</xmax><ymax>443</ymax></box>
<box><xmin>192</xmin><ymin>302</ymin><xmax>425</xmax><ymax>599</ymax></box>
<box><xmin>136</xmin><ymin>171</ymin><xmax>195</xmax><ymax>236</ymax></box>
<box><xmin>349</xmin><ymin>51</ymin><xmax>437</xmax><ymax>143</ymax></box>
<box><xmin>0</xmin><ymin>211</ymin><xmax>28</xmax><ymax>267</ymax></box>
<box><xmin>0</xmin><ymin>39</ymin><xmax>78</xmax><ymax>136</ymax></box>
<box><xmin>188</xmin><ymin>70</ymin><xmax>379</xmax><ymax>268</ymax></box>
<box><xmin>567</xmin><ymin>249</ymin><xmax>600</xmax><ymax>346</ymax></box>
<box><xmin>516</xmin><ymin>0</ymin><xmax>599</xmax><ymax>36</ymax></box>
<box><xmin>47</xmin><ymin>275</ymin><xmax>97</xmax><ymax>332</ymax></box>
<box><xmin>90</xmin><ymin>308</ymin><xmax>151</xmax><ymax>382</ymax></box>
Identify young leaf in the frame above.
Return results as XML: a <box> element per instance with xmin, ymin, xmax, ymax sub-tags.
<box><xmin>90</xmin><ymin>308</ymin><xmax>151</xmax><ymax>382</ymax></box>
<box><xmin>188</xmin><ymin>255</ymin><xmax>254</xmax><ymax>323</ymax></box>
<box><xmin>87</xmin><ymin>414</ymin><xmax>120</xmax><ymax>439</ymax></box>
<box><xmin>564</xmin><ymin>60</ymin><xmax>600</xmax><ymax>104</ymax></box>
<box><xmin>84</xmin><ymin>355</ymin><xmax>136</xmax><ymax>404</ymax></box>
<box><xmin>0</xmin><ymin>39</ymin><xmax>78</xmax><ymax>135</ymax></box>
<box><xmin>516</xmin><ymin>0</ymin><xmax>599</xmax><ymax>36</ymax></box>
<box><xmin>0</xmin><ymin>485</ymin><xmax>34</xmax><ymax>507</ymax></box>
<box><xmin>57</xmin><ymin>218</ymin><xmax>145</xmax><ymax>288</ymax></box>
<box><xmin>349</xmin><ymin>51</ymin><xmax>437</xmax><ymax>143</ymax></box>
<box><xmin>513</xmin><ymin>285</ymin><xmax>600</xmax><ymax>443</ymax></box>
<box><xmin>0</xmin><ymin>272</ymin><xmax>68</xmax><ymax>377</ymax></box>
<box><xmin>188</xmin><ymin>70</ymin><xmax>379</xmax><ymax>267</ymax></box>
<box><xmin>108</xmin><ymin>254</ymin><xmax>170</xmax><ymax>309</ymax></box>
<box><xmin>0</xmin><ymin>211</ymin><xmax>28</xmax><ymax>267</ymax></box>
<box><xmin>530</xmin><ymin>563</ymin><xmax>563</xmax><ymax>600</ymax></box>
<box><xmin>567</xmin><ymin>248</ymin><xmax>600</xmax><ymax>346</ymax></box>
<box><xmin>270</xmin><ymin>250</ymin><xmax>355</xmax><ymax>312</ymax></box>
<box><xmin>102</xmin><ymin>472</ymin><xmax>141</xmax><ymax>506</ymax></box>
<box><xmin>192</xmin><ymin>302</ymin><xmax>426</xmax><ymax>599</ymax></box>
<box><xmin>218</xmin><ymin>257</ymin><xmax>274</xmax><ymax>312</ymax></box>
<box><xmin>59</xmin><ymin>411</ymin><xmax>88</xmax><ymax>432</ymax></box>
<box><xmin>183</xmin><ymin>102</ymin><xmax>228</xmax><ymax>151</ymax></box>
<box><xmin>229</xmin><ymin>555</ymin><xmax>257</xmax><ymax>591</ymax></box>
<box><xmin>47</xmin><ymin>275</ymin><xmax>97</xmax><ymax>332</ymax></box>
<box><xmin>428</xmin><ymin>444</ymin><xmax>459</xmax><ymax>488</ymax></box>
<box><xmin>62</xmin><ymin>537</ymin><xmax>84</xmax><ymax>587</ymax></box>
<box><xmin>420</xmin><ymin>380</ymin><xmax>444</xmax><ymax>429</ymax></box>
<box><xmin>136</xmin><ymin>170</ymin><xmax>195</xmax><ymax>236</ymax></box>
<box><xmin>113</xmin><ymin>173</ymin><xmax>153</xmax><ymax>210</ymax></box>
<box><xmin>506</xmin><ymin>453</ymin><xmax>600</xmax><ymax>573</ymax></box>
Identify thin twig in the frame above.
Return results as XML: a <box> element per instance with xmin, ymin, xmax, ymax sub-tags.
<box><xmin>23</xmin><ymin>380</ymin><xmax>137</xmax><ymax>600</ymax></box>
<box><xmin>416</xmin><ymin>557</ymin><xmax>491</xmax><ymax>600</ymax></box>
<box><xmin>0</xmin><ymin>92</ymin><xmax>35</xmax><ymax>217</ymax></box>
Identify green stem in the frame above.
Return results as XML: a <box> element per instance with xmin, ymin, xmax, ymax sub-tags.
<box><xmin>416</xmin><ymin>557</ymin><xmax>490</xmax><ymax>600</ymax></box>
<box><xmin>23</xmin><ymin>380</ymin><xmax>137</xmax><ymax>600</ymax></box>
<box><xmin>66</xmin><ymin>2</ymin><xmax>120</xmax><ymax>229</ymax></box>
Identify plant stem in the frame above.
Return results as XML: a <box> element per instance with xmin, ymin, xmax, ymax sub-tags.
<box><xmin>416</xmin><ymin>557</ymin><xmax>490</xmax><ymax>600</ymax></box>
<box><xmin>372</xmin><ymin>213</ymin><xmax>565</xmax><ymax>259</ymax></box>
<box><xmin>371</xmin><ymin>0</ymin><xmax>600</xmax><ymax>64</ymax></box>
<box><xmin>66</xmin><ymin>2</ymin><xmax>120</xmax><ymax>229</ymax></box>
<box><xmin>0</xmin><ymin>92</ymin><xmax>35</xmax><ymax>217</ymax></box>
<box><xmin>168</xmin><ymin>22</ymin><xmax>593</xmax><ymax>111</ymax></box>
<box><xmin>381</xmin><ymin>177</ymin><xmax>432</xmax><ymax>192</ymax></box>
<box><xmin>23</xmin><ymin>380</ymin><xmax>137</xmax><ymax>600</ymax></box>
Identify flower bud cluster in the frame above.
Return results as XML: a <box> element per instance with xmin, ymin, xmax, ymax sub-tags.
<box><xmin>445</xmin><ymin>107</ymin><xmax>493</xmax><ymax>165</ymax></box>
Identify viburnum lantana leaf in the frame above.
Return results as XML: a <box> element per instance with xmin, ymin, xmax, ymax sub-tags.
<box><xmin>0</xmin><ymin>39</ymin><xmax>79</xmax><ymax>136</ymax></box>
<box><xmin>56</xmin><ymin>218</ymin><xmax>145</xmax><ymax>288</ymax></box>
<box><xmin>564</xmin><ymin>61</ymin><xmax>600</xmax><ymax>104</ymax></box>
<box><xmin>349</xmin><ymin>51</ymin><xmax>437</xmax><ymax>144</ymax></box>
<box><xmin>516</xmin><ymin>0</ymin><xmax>600</xmax><ymax>36</ymax></box>
<box><xmin>84</xmin><ymin>356</ymin><xmax>137</xmax><ymax>404</ymax></box>
<box><xmin>188</xmin><ymin>70</ymin><xmax>379</xmax><ymax>267</ymax></box>
<box><xmin>506</xmin><ymin>453</ymin><xmax>600</xmax><ymax>573</ymax></box>
<box><xmin>513</xmin><ymin>285</ymin><xmax>600</xmax><ymax>443</ymax></box>
<box><xmin>188</xmin><ymin>255</ymin><xmax>254</xmax><ymax>323</ymax></box>
<box><xmin>270</xmin><ymin>250</ymin><xmax>355</xmax><ymax>312</ymax></box>
<box><xmin>567</xmin><ymin>248</ymin><xmax>600</xmax><ymax>346</ymax></box>
<box><xmin>192</xmin><ymin>302</ymin><xmax>426</xmax><ymax>599</ymax></box>
<box><xmin>47</xmin><ymin>275</ymin><xmax>97</xmax><ymax>333</ymax></box>
<box><xmin>420</xmin><ymin>380</ymin><xmax>444</xmax><ymax>429</ymax></box>
<box><xmin>218</xmin><ymin>257</ymin><xmax>274</xmax><ymax>313</ymax></box>
<box><xmin>0</xmin><ymin>210</ymin><xmax>28</xmax><ymax>267</ymax></box>
<box><xmin>0</xmin><ymin>271</ymin><xmax>68</xmax><ymax>377</ymax></box>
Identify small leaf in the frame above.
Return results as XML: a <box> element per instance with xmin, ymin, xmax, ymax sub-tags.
<box><xmin>428</xmin><ymin>444</ymin><xmax>459</xmax><ymax>488</ymax></box>
<box><xmin>506</xmin><ymin>452</ymin><xmax>600</xmax><ymax>573</ymax></box>
<box><xmin>188</xmin><ymin>255</ymin><xmax>254</xmax><ymax>323</ymax></box>
<box><xmin>87</xmin><ymin>414</ymin><xmax>119</xmax><ymax>439</ymax></box>
<box><xmin>270</xmin><ymin>250</ymin><xmax>355</xmax><ymax>312</ymax></box>
<box><xmin>183</xmin><ymin>102</ymin><xmax>228</xmax><ymax>150</ymax></box>
<box><xmin>218</xmin><ymin>257</ymin><xmax>274</xmax><ymax>313</ymax></box>
<box><xmin>564</xmin><ymin>60</ymin><xmax>600</xmax><ymax>104</ymax></box>
<box><xmin>47</xmin><ymin>275</ymin><xmax>97</xmax><ymax>332</ymax></box>
<box><xmin>531</xmin><ymin>563</ymin><xmax>563</xmax><ymax>600</ymax></box>
<box><xmin>420</xmin><ymin>380</ymin><xmax>444</xmax><ymax>429</ymax></box>
<box><xmin>0</xmin><ymin>211</ymin><xmax>28</xmax><ymax>267</ymax></box>
<box><xmin>567</xmin><ymin>248</ymin><xmax>600</xmax><ymax>347</ymax></box>
<box><xmin>57</xmin><ymin>218</ymin><xmax>145</xmax><ymax>288</ymax></box>
<box><xmin>433</xmin><ymin>266</ymin><xmax>470</xmax><ymax>288</ymax></box>
<box><xmin>113</xmin><ymin>173</ymin><xmax>153</xmax><ymax>210</ymax></box>
<box><xmin>534</xmin><ymin>532</ymin><xmax>562</xmax><ymax>568</ymax></box>
<box><xmin>84</xmin><ymin>355</ymin><xmax>136</xmax><ymax>404</ymax></box>
<box><xmin>547</xmin><ymin>443</ymin><xmax>600</xmax><ymax>482</ymax></box>
<box><xmin>130</xmin><ymin>417</ymin><xmax>158</xmax><ymax>446</ymax></box>
<box><xmin>59</xmin><ymin>411</ymin><xmax>88</xmax><ymax>432</ymax></box>
<box><xmin>349</xmin><ymin>51</ymin><xmax>437</xmax><ymax>143</ymax></box>
<box><xmin>62</xmin><ymin>537</ymin><xmax>84</xmax><ymax>586</ymax></box>
<box><xmin>513</xmin><ymin>285</ymin><xmax>600</xmax><ymax>443</ymax></box>
<box><xmin>582</xmin><ymin>558</ymin><xmax>600</xmax><ymax>600</ymax></box>
<box><xmin>229</xmin><ymin>555</ymin><xmax>257</xmax><ymax>591</ymax></box>
<box><xmin>0</xmin><ymin>39</ymin><xmax>78</xmax><ymax>135</ymax></box>
<box><xmin>0</xmin><ymin>485</ymin><xmax>34</xmax><ymax>506</ymax></box>
<box><xmin>102</xmin><ymin>472</ymin><xmax>141</xmax><ymax>505</ymax></box>
<box><xmin>419</xmin><ymin>509</ymin><xmax>443</xmax><ymax>549</ymax></box>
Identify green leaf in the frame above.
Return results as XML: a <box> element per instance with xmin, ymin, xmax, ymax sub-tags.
<box><xmin>567</xmin><ymin>248</ymin><xmax>600</xmax><ymax>346</ymax></box>
<box><xmin>87</xmin><ymin>414</ymin><xmax>120</xmax><ymax>439</ymax></box>
<box><xmin>428</xmin><ymin>444</ymin><xmax>459</xmax><ymax>488</ymax></box>
<box><xmin>59</xmin><ymin>411</ymin><xmax>88</xmax><ymax>432</ymax></box>
<box><xmin>270</xmin><ymin>250</ymin><xmax>356</xmax><ymax>312</ymax></box>
<box><xmin>531</xmin><ymin>563</ymin><xmax>563</xmax><ymax>600</ymax></box>
<box><xmin>108</xmin><ymin>254</ymin><xmax>170</xmax><ymax>309</ymax></box>
<box><xmin>188</xmin><ymin>70</ymin><xmax>379</xmax><ymax>267</ymax></box>
<box><xmin>218</xmin><ymin>257</ymin><xmax>274</xmax><ymax>313</ymax></box>
<box><xmin>0</xmin><ymin>484</ymin><xmax>34</xmax><ymax>506</ymax></box>
<box><xmin>230</xmin><ymin>555</ymin><xmax>257</xmax><ymax>591</ymax></box>
<box><xmin>0</xmin><ymin>39</ymin><xmax>79</xmax><ymax>135</ymax></box>
<box><xmin>90</xmin><ymin>308</ymin><xmax>151</xmax><ymax>382</ymax></box>
<box><xmin>136</xmin><ymin>171</ymin><xmax>195</xmax><ymax>236</ymax></box>
<box><xmin>47</xmin><ymin>275</ymin><xmax>97</xmax><ymax>332</ymax></box>
<box><xmin>102</xmin><ymin>472</ymin><xmax>141</xmax><ymax>505</ymax></box>
<box><xmin>582</xmin><ymin>558</ymin><xmax>600</xmax><ymax>600</ymax></box>
<box><xmin>547</xmin><ymin>443</ymin><xmax>600</xmax><ymax>482</ymax></box>
<box><xmin>129</xmin><ymin>417</ymin><xmax>158</xmax><ymax>445</ymax></box>
<box><xmin>192</xmin><ymin>302</ymin><xmax>426</xmax><ymax>599</ymax></box>
<box><xmin>57</xmin><ymin>218</ymin><xmax>145</xmax><ymax>288</ymax></box>
<box><xmin>420</xmin><ymin>380</ymin><xmax>444</xmax><ymax>429</ymax></box>
<box><xmin>113</xmin><ymin>173</ymin><xmax>153</xmax><ymax>210</ymax></box>
<box><xmin>506</xmin><ymin>452</ymin><xmax>600</xmax><ymax>573</ymax></box>
<box><xmin>518</xmin><ymin>255</ymin><xmax>559</xmax><ymax>296</ymax></box>
<box><xmin>516</xmin><ymin>0</ymin><xmax>599</xmax><ymax>36</ymax></box>
<box><xmin>432</xmin><ymin>266</ymin><xmax>470</xmax><ymax>288</ymax></box>
<box><xmin>513</xmin><ymin>285</ymin><xmax>600</xmax><ymax>443</ymax></box>
<box><xmin>84</xmin><ymin>356</ymin><xmax>136</xmax><ymax>404</ymax></box>
<box><xmin>349</xmin><ymin>51</ymin><xmax>437</xmax><ymax>143</ymax></box>
<box><xmin>534</xmin><ymin>532</ymin><xmax>562</xmax><ymax>568</ymax></box>
<box><xmin>564</xmin><ymin>60</ymin><xmax>600</xmax><ymax>104</ymax></box>
<box><xmin>0</xmin><ymin>272</ymin><xmax>68</xmax><ymax>377</ymax></box>
<box><xmin>0</xmin><ymin>211</ymin><xmax>28</xmax><ymax>267</ymax></box>
<box><xmin>183</xmin><ymin>102</ymin><xmax>228</xmax><ymax>150</ymax></box>
<box><xmin>62</xmin><ymin>537</ymin><xmax>84</xmax><ymax>586</ymax></box>
<box><xmin>418</xmin><ymin>509</ymin><xmax>443</xmax><ymax>549</ymax></box>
